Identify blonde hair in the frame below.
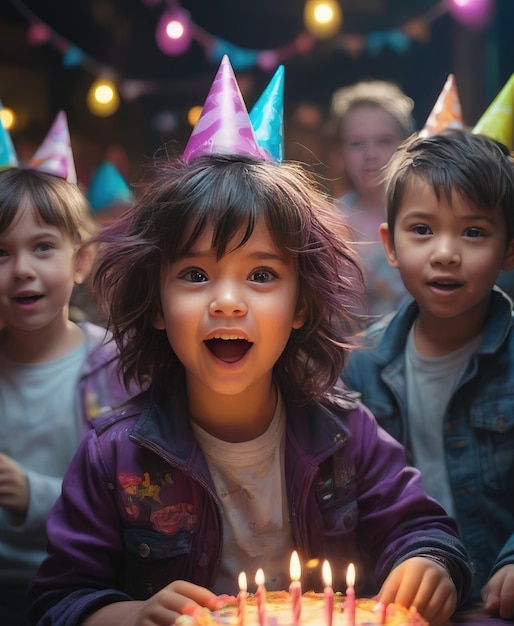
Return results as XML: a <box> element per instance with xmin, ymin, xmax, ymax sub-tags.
<box><xmin>330</xmin><ymin>80</ymin><xmax>414</xmax><ymax>139</ymax></box>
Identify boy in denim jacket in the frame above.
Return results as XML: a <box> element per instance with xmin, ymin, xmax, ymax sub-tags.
<box><xmin>342</xmin><ymin>129</ymin><xmax>514</xmax><ymax>618</ymax></box>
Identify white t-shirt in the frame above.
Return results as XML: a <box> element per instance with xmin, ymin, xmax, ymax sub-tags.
<box><xmin>192</xmin><ymin>391</ymin><xmax>293</xmax><ymax>594</ymax></box>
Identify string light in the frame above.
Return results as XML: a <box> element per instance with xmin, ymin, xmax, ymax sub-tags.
<box><xmin>0</xmin><ymin>107</ymin><xmax>16</xmax><ymax>131</ymax></box>
<box><xmin>304</xmin><ymin>0</ymin><xmax>343</xmax><ymax>39</ymax></box>
<box><xmin>449</xmin><ymin>0</ymin><xmax>493</xmax><ymax>29</ymax></box>
<box><xmin>87</xmin><ymin>77</ymin><xmax>120</xmax><ymax>116</ymax></box>
<box><xmin>155</xmin><ymin>3</ymin><xmax>192</xmax><ymax>56</ymax></box>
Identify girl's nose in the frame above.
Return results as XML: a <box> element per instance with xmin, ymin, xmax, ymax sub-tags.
<box><xmin>208</xmin><ymin>283</ymin><xmax>247</xmax><ymax>317</ymax></box>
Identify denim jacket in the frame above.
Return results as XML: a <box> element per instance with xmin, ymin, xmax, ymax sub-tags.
<box><xmin>27</xmin><ymin>379</ymin><xmax>472</xmax><ymax>625</ymax></box>
<box><xmin>342</xmin><ymin>288</ymin><xmax>514</xmax><ymax>599</ymax></box>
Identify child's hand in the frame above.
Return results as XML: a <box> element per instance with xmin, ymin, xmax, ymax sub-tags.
<box><xmin>0</xmin><ymin>452</ymin><xmax>29</xmax><ymax>513</ymax></box>
<box><xmin>482</xmin><ymin>564</ymin><xmax>514</xmax><ymax>618</ymax></box>
<box><xmin>377</xmin><ymin>556</ymin><xmax>457</xmax><ymax>626</ymax></box>
<box><xmin>83</xmin><ymin>580</ymin><xmax>234</xmax><ymax>626</ymax></box>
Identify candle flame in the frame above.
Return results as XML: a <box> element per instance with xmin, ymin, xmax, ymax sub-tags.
<box><xmin>255</xmin><ymin>568</ymin><xmax>265</xmax><ymax>586</ymax></box>
<box><xmin>239</xmin><ymin>571</ymin><xmax>247</xmax><ymax>592</ymax></box>
<box><xmin>346</xmin><ymin>563</ymin><xmax>355</xmax><ymax>588</ymax></box>
<box><xmin>290</xmin><ymin>550</ymin><xmax>301</xmax><ymax>581</ymax></box>
<box><xmin>322</xmin><ymin>560</ymin><xmax>332</xmax><ymax>588</ymax></box>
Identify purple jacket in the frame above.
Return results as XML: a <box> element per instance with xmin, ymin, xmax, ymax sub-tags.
<box><xmin>77</xmin><ymin>322</ymin><xmax>138</xmax><ymax>423</ymax></box>
<box><xmin>27</xmin><ymin>381</ymin><xmax>472</xmax><ymax>625</ymax></box>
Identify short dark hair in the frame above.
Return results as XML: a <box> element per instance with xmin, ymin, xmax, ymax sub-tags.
<box><xmin>93</xmin><ymin>154</ymin><xmax>365</xmax><ymax>404</ymax></box>
<box><xmin>384</xmin><ymin>129</ymin><xmax>514</xmax><ymax>243</ymax></box>
<box><xmin>0</xmin><ymin>168</ymin><xmax>95</xmax><ymax>244</ymax></box>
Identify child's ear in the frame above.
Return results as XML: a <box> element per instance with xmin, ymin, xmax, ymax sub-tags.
<box><xmin>73</xmin><ymin>244</ymin><xmax>95</xmax><ymax>285</ymax></box>
<box><xmin>153</xmin><ymin>311</ymin><xmax>166</xmax><ymax>331</ymax></box>
<box><xmin>379</xmin><ymin>222</ymin><xmax>399</xmax><ymax>268</ymax></box>
<box><xmin>292</xmin><ymin>300</ymin><xmax>307</xmax><ymax>330</ymax></box>
<box><xmin>501</xmin><ymin>238</ymin><xmax>514</xmax><ymax>271</ymax></box>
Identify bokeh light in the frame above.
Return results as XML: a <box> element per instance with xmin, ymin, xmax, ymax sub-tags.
<box><xmin>187</xmin><ymin>105</ymin><xmax>203</xmax><ymax>127</ymax></box>
<box><xmin>87</xmin><ymin>78</ymin><xmax>120</xmax><ymax>117</ymax></box>
<box><xmin>304</xmin><ymin>0</ymin><xmax>343</xmax><ymax>39</ymax></box>
<box><xmin>449</xmin><ymin>0</ymin><xmax>493</xmax><ymax>29</ymax></box>
<box><xmin>155</xmin><ymin>7</ymin><xmax>192</xmax><ymax>56</ymax></box>
<box><xmin>0</xmin><ymin>107</ymin><xmax>16</xmax><ymax>131</ymax></box>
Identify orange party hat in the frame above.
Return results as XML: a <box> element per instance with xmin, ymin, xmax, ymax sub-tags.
<box><xmin>419</xmin><ymin>74</ymin><xmax>463</xmax><ymax>138</ymax></box>
<box><xmin>472</xmin><ymin>73</ymin><xmax>514</xmax><ymax>150</ymax></box>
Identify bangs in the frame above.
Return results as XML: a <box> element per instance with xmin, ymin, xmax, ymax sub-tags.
<box><xmin>155</xmin><ymin>157</ymin><xmax>306</xmax><ymax>262</ymax></box>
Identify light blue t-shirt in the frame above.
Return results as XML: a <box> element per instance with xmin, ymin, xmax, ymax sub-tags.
<box><xmin>0</xmin><ymin>339</ymin><xmax>87</xmax><ymax>583</ymax></box>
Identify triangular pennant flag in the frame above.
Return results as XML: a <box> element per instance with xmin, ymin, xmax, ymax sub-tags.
<box><xmin>472</xmin><ymin>73</ymin><xmax>514</xmax><ymax>150</ymax></box>
<box><xmin>249</xmin><ymin>65</ymin><xmax>284</xmax><ymax>163</ymax></box>
<box><xmin>27</xmin><ymin>111</ymin><xmax>77</xmax><ymax>183</ymax></box>
<box><xmin>419</xmin><ymin>74</ymin><xmax>464</xmax><ymax>138</ymax></box>
<box><xmin>87</xmin><ymin>161</ymin><xmax>133</xmax><ymax>212</ymax></box>
<box><xmin>183</xmin><ymin>55</ymin><xmax>265</xmax><ymax>163</ymax></box>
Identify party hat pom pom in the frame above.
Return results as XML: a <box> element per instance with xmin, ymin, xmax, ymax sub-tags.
<box><xmin>183</xmin><ymin>55</ymin><xmax>265</xmax><ymax>163</ymax></box>
<box><xmin>472</xmin><ymin>73</ymin><xmax>514</xmax><ymax>150</ymax></box>
<box><xmin>0</xmin><ymin>101</ymin><xmax>19</xmax><ymax>170</ymax></box>
<box><xmin>419</xmin><ymin>74</ymin><xmax>463</xmax><ymax>138</ymax></box>
<box><xmin>27</xmin><ymin>111</ymin><xmax>77</xmax><ymax>183</ymax></box>
<box><xmin>250</xmin><ymin>65</ymin><xmax>284</xmax><ymax>163</ymax></box>
<box><xmin>87</xmin><ymin>161</ymin><xmax>133</xmax><ymax>212</ymax></box>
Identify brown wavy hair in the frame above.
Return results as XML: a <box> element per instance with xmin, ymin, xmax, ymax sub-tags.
<box><xmin>93</xmin><ymin>154</ymin><xmax>365</xmax><ymax>405</ymax></box>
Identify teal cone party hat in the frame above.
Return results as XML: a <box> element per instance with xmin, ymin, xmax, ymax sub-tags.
<box><xmin>249</xmin><ymin>65</ymin><xmax>284</xmax><ymax>163</ymax></box>
<box><xmin>0</xmin><ymin>101</ymin><xmax>19</xmax><ymax>170</ymax></box>
<box><xmin>87</xmin><ymin>161</ymin><xmax>133</xmax><ymax>212</ymax></box>
<box><xmin>183</xmin><ymin>55</ymin><xmax>267</xmax><ymax>163</ymax></box>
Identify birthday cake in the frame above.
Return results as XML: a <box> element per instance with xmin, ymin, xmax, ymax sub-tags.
<box><xmin>177</xmin><ymin>591</ymin><xmax>428</xmax><ymax>626</ymax></box>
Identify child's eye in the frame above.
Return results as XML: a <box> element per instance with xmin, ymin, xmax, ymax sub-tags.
<box><xmin>35</xmin><ymin>243</ymin><xmax>53</xmax><ymax>252</ymax></box>
<box><xmin>412</xmin><ymin>225</ymin><xmax>432</xmax><ymax>236</ymax></box>
<box><xmin>250</xmin><ymin>268</ymin><xmax>276</xmax><ymax>283</ymax></box>
<box><xmin>182</xmin><ymin>268</ymin><xmax>208</xmax><ymax>282</ymax></box>
<box><xmin>0</xmin><ymin>248</ymin><xmax>8</xmax><ymax>258</ymax></box>
<box><xmin>464</xmin><ymin>227</ymin><xmax>484</xmax><ymax>238</ymax></box>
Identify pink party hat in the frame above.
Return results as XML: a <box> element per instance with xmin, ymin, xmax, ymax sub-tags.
<box><xmin>183</xmin><ymin>55</ymin><xmax>266</xmax><ymax>163</ymax></box>
<box><xmin>0</xmin><ymin>101</ymin><xmax>19</xmax><ymax>170</ymax></box>
<box><xmin>419</xmin><ymin>74</ymin><xmax>463</xmax><ymax>138</ymax></box>
<box><xmin>249</xmin><ymin>65</ymin><xmax>284</xmax><ymax>163</ymax></box>
<box><xmin>472</xmin><ymin>73</ymin><xmax>514</xmax><ymax>150</ymax></box>
<box><xmin>27</xmin><ymin>111</ymin><xmax>77</xmax><ymax>183</ymax></box>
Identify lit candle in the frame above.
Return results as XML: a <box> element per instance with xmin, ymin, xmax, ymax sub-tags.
<box><xmin>289</xmin><ymin>551</ymin><xmax>302</xmax><ymax>626</ymax></box>
<box><xmin>255</xmin><ymin>568</ymin><xmax>266</xmax><ymax>626</ymax></box>
<box><xmin>345</xmin><ymin>563</ymin><xmax>356</xmax><ymax>626</ymax></box>
<box><xmin>237</xmin><ymin>572</ymin><xmax>248</xmax><ymax>626</ymax></box>
<box><xmin>322</xmin><ymin>560</ymin><xmax>334</xmax><ymax>626</ymax></box>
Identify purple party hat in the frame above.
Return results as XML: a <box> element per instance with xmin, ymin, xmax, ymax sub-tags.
<box><xmin>249</xmin><ymin>65</ymin><xmax>284</xmax><ymax>163</ymax></box>
<box><xmin>27</xmin><ymin>111</ymin><xmax>77</xmax><ymax>183</ymax></box>
<box><xmin>183</xmin><ymin>55</ymin><xmax>266</xmax><ymax>163</ymax></box>
<box><xmin>0</xmin><ymin>101</ymin><xmax>19</xmax><ymax>170</ymax></box>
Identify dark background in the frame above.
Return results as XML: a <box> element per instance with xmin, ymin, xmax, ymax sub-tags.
<box><xmin>0</xmin><ymin>0</ymin><xmax>512</xmax><ymax>189</ymax></box>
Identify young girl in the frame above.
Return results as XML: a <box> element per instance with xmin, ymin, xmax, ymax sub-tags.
<box><xmin>330</xmin><ymin>80</ymin><xmax>414</xmax><ymax>319</ymax></box>
<box><xmin>27</xmin><ymin>59</ymin><xmax>471</xmax><ymax>626</ymax></box>
<box><xmin>26</xmin><ymin>152</ymin><xmax>472</xmax><ymax>626</ymax></box>
<box><xmin>0</xmin><ymin>168</ymin><xmax>135</xmax><ymax>624</ymax></box>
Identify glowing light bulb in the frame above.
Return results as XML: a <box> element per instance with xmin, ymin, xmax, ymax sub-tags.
<box><xmin>0</xmin><ymin>107</ymin><xmax>15</xmax><ymax>131</ymax></box>
<box><xmin>304</xmin><ymin>0</ymin><xmax>342</xmax><ymax>39</ymax></box>
<box><xmin>87</xmin><ymin>78</ymin><xmax>120</xmax><ymax>117</ymax></box>
<box><xmin>449</xmin><ymin>0</ymin><xmax>493</xmax><ymax>29</ymax></box>
<box><xmin>156</xmin><ymin>7</ymin><xmax>191</xmax><ymax>55</ymax></box>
